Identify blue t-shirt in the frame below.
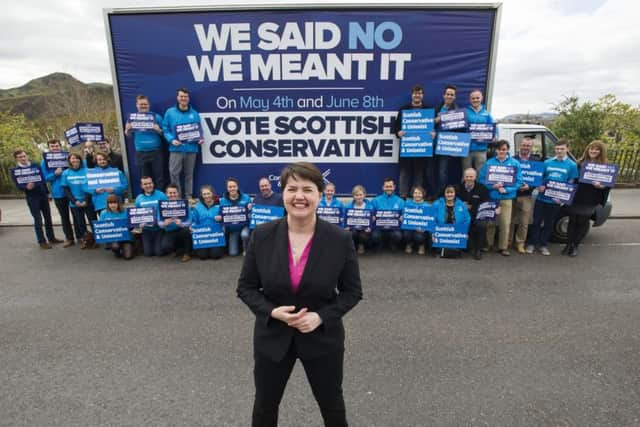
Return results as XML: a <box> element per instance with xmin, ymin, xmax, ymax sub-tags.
<box><xmin>537</xmin><ymin>156</ymin><xmax>579</xmax><ymax>204</ymax></box>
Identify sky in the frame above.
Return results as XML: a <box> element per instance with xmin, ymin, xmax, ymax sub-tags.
<box><xmin>1</xmin><ymin>0</ymin><xmax>639</xmax><ymax>118</ymax></box>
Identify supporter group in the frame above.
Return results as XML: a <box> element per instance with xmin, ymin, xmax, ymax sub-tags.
<box><xmin>12</xmin><ymin>85</ymin><xmax>612</xmax><ymax>261</ymax></box>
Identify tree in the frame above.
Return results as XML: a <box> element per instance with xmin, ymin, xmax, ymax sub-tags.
<box><xmin>0</xmin><ymin>110</ymin><xmax>39</xmax><ymax>161</ymax></box>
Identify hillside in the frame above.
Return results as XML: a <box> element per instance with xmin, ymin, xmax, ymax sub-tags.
<box><xmin>0</xmin><ymin>73</ymin><xmax>115</xmax><ymax>121</ymax></box>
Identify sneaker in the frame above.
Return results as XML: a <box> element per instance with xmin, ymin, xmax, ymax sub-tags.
<box><xmin>473</xmin><ymin>249</ymin><xmax>482</xmax><ymax>260</ymax></box>
<box><xmin>181</xmin><ymin>254</ymin><xmax>192</xmax><ymax>262</ymax></box>
<box><xmin>525</xmin><ymin>245</ymin><xmax>535</xmax><ymax>254</ymax></box>
<box><xmin>417</xmin><ymin>245</ymin><xmax>425</xmax><ymax>255</ymax></box>
<box><xmin>357</xmin><ymin>243</ymin><xmax>365</xmax><ymax>255</ymax></box>
<box><xmin>63</xmin><ymin>240</ymin><xmax>75</xmax><ymax>248</ymax></box>
<box><xmin>39</xmin><ymin>242</ymin><xmax>53</xmax><ymax>249</ymax></box>
<box><xmin>561</xmin><ymin>245</ymin><xmax>570</xmax><ymax>255</ymax></box>
<box><xmin>49</xmin><ymin>238</ymin><xmax>63</xmax><ymax>244</ymax></box>
<box><xmin>539</xmin><ymin>246</ymin><xmax>551</xmax><ymax>256</ymax></box>
<box><xmin>481</xmin><ymin>246</ymin><xmax>491</xmax><ymax>252</ymax></box>
<box><xmin>516</xmin><ymin>243</ymin><xmax>525</xmax><ymax>254</ymax></box>
<box><xmin>405</xmin><ymin>244</ymin><xmax>413</xmax><ymax>254</ymax></box>
<box><xmin>500</xmin><ymin>249</ymin><xmax>511</xmax><ymax>257</ymax></box>
<box><xmin>568</xmin><ymin>245</ymin><xmax>578</xmax><ymax>257</ymax></box>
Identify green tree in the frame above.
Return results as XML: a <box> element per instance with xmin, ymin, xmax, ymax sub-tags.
<box><xmin>0</xmin><ymin>110</ymin><xmax>39</xmax><ymax>161</ymax></box>
<box><xmin>550</xmin><ymin>96</ymin><xmax>604</xmax><ymax>154</ymax></box>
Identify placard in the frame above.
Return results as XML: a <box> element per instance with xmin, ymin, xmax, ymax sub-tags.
<box><xmin>44</xmin><ymin>152</ymin><xmax>69</xmax><ymax>169</ymax></box>
<box><xmin>176</xmin><ymin>122</ymin><xmax>203</xmax><ymax>144</ymax></box>
<box><xmin>316</xmin><ymin>207</ymin><xmax>343</xmax><ymax>226</ymax></box>
<box><xmin>64</xmin><ymin>126</ymin><xmax>81</xmax><ymax>147</ymax></box>
<box><xmin>128</xmin><ymin>112</ymin><xmax>156</xmax><ymax>130</ymax></box>
<box><xmin>432</xmin><ymin>223</ymin><xmax>469</xmax><ymax>249</ymax></box>
<box><xmin>439</xmin><ymin>109</ymin><xmax>467</xmax><ymax>131</ymax></box>
<box><xmin>86</xmin><ymin>169</ymin><xmax>122</xmax><ymax>191</ymax></box>
<box><xmin>250</xmin><ymin>205</ymin><xmax>285</xmax><ymax>229</ymax></box>
<box><xmin>159</xmin><ymin>200</ymin><xmax>188</xmax><ymax>220</ymax></box>
<box><xmin>92</xmin><ymin>219</ymin><xmax>131</xmax><ymax>243</ymax></box>
<box><xmin>400</xmin><ymin>132</ymin><xmax>433</xmax><ymax>158</ymax></box>
<box><xmin>401</xmin><ymin>205</ymin><xmax>435</xmax><ymax>232</ymax></box>
<box><xmin>519</xmin><ymin>160</ymin><xmax>545</xmax><ymax>187</ymax></box>
<box><xmin>485</xmin><ymin>164</ymin><xmax>516</xmax><ymax>185</ymax></box>
<box><xmin>127</xmin><ymin>206</ymin><xmax>156</xmax><ymax>227</ymax></box>
<box><xmin>469</xmin><ymin>123</ymin><xmax>495</xmax><ymax>143</ymax></box>
<box><xmin>11</xmin><ymin>166</ymin><xmax>43</xmax><ymax>189</ymax></box>
<box><xmin>543</xmin><ymin>180</ymin><xmax>576</xmax><ymax>205</ymax></box>
<box><xmin>374</xmin><ymin>209</ymin><xmax>402</xmax><ymax>230</ymax></box>
<box><xmin>192</xmin><ymin>223</ymin><xmax>226</xmax><ymax>249</ymax></box>
<box><xmin>475</xmin><ymin>201</ymin><xmax>497</xmax><ymax>221</ymax></box>
<box><xmin>435</xmin><ymin>132</ymin><xmax>471</xmax><ymax>157</ymax></box>
<box><xmin>400</xmin><ymin>108</ymin><xmax>435</xmax><ymax>133</ymax></box>
<box><xmin>579</xmin><ymin>162</ymin><xmax>619</xmax><ymax>188</ymax></box>
<box><xmin>344</xmin><ymin>209</ymin><xmax>373</xmax><ymax>230</ymax></box>
<box><xmin>77</xmin><ymin>122</ymin><xmax>104</xmax><ymax>142</ymax></box>
<box><xmin>221</xmin><ymin>205</ymin><xmax>249</xmax><ymax>225</ymax></box>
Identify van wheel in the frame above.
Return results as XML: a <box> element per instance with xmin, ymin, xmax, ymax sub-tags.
<box><xmin>551</xmin><ymin>215</ymin><xmax>569</xmax><ymax>243</ymax></box>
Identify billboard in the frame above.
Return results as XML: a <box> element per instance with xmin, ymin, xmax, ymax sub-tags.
<box><xmin>105</xmin><ymin>5</ymin><xmax>500</xmax><ymax>195</ymax></box>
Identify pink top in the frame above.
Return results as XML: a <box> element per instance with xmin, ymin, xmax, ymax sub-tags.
<box><xmin>288</xmin><ymin>236</ymin><xmax>314</xmax><ymax>293</ymax></box>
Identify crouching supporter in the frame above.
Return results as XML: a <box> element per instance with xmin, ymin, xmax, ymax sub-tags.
<box><xmin>344</xmin><ymin>185</ymin><xmax>373</xmax><ymax>255</ymax></box>
<box><xmin>99</xmin><ymin>194</ymin><xmax>135</xmax><ymax>260</ymax></box>
<box><xmin>456</xmin><ymin>168</ymin><xmax>490</xmax><ymax>260</ymax></box>
<box><xmin>433</xmin><ymin>185</ymin><xmax>471</xmax><ymax>258</ymax></box>
<box><xmin>134</xmin><ymin>176</ymin><xmax>167</xmax><ymax>257</ymax></box>
<box><xmin>371</xmin><ymin>177</ymin><xmax>404</xmax><ymax>252</ymax></box>
<box><xmin>159</xmin><ymin>184</ymin><xmax>193</xmax><ymax>262</ymax></box>
<box><xmin>191</xmin><ymin>185</ymin><xmax>225</xmax><ymax>260</ymax></box>
<box><xmin>219</xmin><ymin>177</ymin><xmax>252</xmax><ymax>256</ymax></box>
<box><xmin>403</xmin><ymin>186</ymin><xmax>431</xmax><ymax>255</ymax></box>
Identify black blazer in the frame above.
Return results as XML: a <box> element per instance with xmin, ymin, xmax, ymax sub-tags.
<box><xmin>237</xmin><ymin>218</ymin><xmax>363</xmax><ymax>362</ymax></box>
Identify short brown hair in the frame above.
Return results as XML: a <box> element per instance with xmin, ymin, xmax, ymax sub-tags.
<box><xmin>280</xmin><ymin>162</ymin><xmax>324</xmax><ymax>192</ymax></box>
<box><xmin>13</xmin><ymin>149</ymin><xmax>26</xmax><ymax>159</ymax></box>
<box><xmin>106</xmin><ymin>194</ymin><xmax>124</xmax><ymax>212</ymax></box>
<box><xmin>136</xmin><ymin>94</ymin><xmax>148</xmax><ymax>101</ymax></box>
<box><xmin>47</xmin><ymin>138</ymin><xmax>61</xmax><ymax>147</ymax></box>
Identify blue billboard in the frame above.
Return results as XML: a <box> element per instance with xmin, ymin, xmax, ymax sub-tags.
<box><xmin>106</xmin><ymin>6</ymin><xmax>499</xmax><ymax>195</ymax></box>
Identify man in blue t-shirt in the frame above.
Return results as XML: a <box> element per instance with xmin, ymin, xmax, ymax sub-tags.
<box><xmin>125</xmin><ymin>94</ymin><xmax>165</xmax><ymax>191</ymax></box>
<box><xmin>464</xmin><ymin>89</ymin><xmax>495</xmax><ymax>173</ymax></box>
<box><xmin>371</xmin><ymin>178</ymin><xmax>405</xmax><ymax>252</ymax></box>
<box><xmin>526</xmin><ymin>139</ymin><xmax>579</xmax><ymax>256</ymax></box>
<box><xmin>434</xmin><ymin>84</ymin><xmax>459</xmax><ymax>193</ymax></box>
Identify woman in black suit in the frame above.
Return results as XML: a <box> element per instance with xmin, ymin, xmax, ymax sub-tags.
<box><xmin>237</xmin><ymin>162</ymin><xmax>363</xmax><ymax>427</ymax></box>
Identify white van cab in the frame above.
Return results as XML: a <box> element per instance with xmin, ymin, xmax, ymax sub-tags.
<box><xmin>495</xmin><ymin>124</ymin><xmax>612</xmax><ymax>242</ymax></box>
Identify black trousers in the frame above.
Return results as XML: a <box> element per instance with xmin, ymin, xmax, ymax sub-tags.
<box><xmin>252</xmin><ymin>344</ymin><xmax>347</xmax><ymax>427</ymax></box>
<box><xmin>567</xmin><ymin>214</ymin><xmax>590</xmax><ymax>245</ymax></box>
<box><xmin>468</xmin><ymin>220</ymin><xmax>487</xmax><ymax>251</ymax></box>
<box><xmin>53</xmin><ymin>197</ymin><xmax>74</xmax><ymax>241</ymax></box>
<box><xmin>161</xmin><ymin>228</ymin><xmax>192</xmax><ymax>255</ymax></box>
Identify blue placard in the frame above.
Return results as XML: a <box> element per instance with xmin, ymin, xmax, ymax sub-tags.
<box><xmin>475</xmin><ymin>201</ymin><xmax>497</xmax><ymax>221</ymax></box>
<box><xmin>400</xmin><ymin>108</ymin><xmax>435</xmax><ymax>133</ymax></box>
<box><xmin>127</xmin><ymin>206</ymin><xmax>156</xmax><ymax>227</ymax></box>
<box><xmin>401</xmin><ymin>204</ymin><xmax>435</xmax><ymax>232</ymax></box>
<box><xmin>221</xmin><ymin>205</ymin><xmax>249</xmax><ymax>225</ymax></box>
<box><xmin>432</xmin><ymin>223</ymin><xmax>469</xmax><ymax>249</ymax></box>
<box><xmin>77</xmin><ymin>122</ymin><xmax>104</xmax><ymax>142</ymax></box>
<box><xmin>316</xmin><ymin>207</ymin><xmax>343</xmax><ymax>226</ymax></box>
<box><xmin>192</xmin><ymin>223</ymin><xmax>226</xmax><ymax>248</ymax></box>
<box><xmin>128</xmin><ymin>112</ymin><xmax>156</xmax><ymax>130</ymax></box>
<box><xmin>579</xmin><ymin>162</ymin><xmax>619</xmax><ymax>188</ymax></box>
<box><xmin>543</xmin><ymin>180</ymin><xmax>577</xmax><ymax>205</ymax></box>
<box><xmin>344</xmin><ymin>208</ymin><xmax>372</xmax><ymax>230</ymax></box>
<box><xmin>11</xmin><ymin>166</ymin><xmax>43</xmax><ymax>189</ymax></box>
<box><xmin>176</xmin><ymin>122</ymin><xmax>203</xmax><ymax>144</ymax></box>
<box><xmin>519</xmin><ymin>160</ymin><xmax>545</xmax><ymax>187</ymax></box>
<box><xmin>374</xmin><ymin>209</ymin><xmax>401</xmax><ymax>230</ymax></box>
<box><xmin>485</xmin><ymin>164</ymin><xmax>516</xmax><ymax>185</ymax></box>
<box><xmin>469</xmin><ymin>123</ymin><xmax>495</xmax><ymax>143</ymax></box>
<box><xmin>92</xmin><ymin>219</ymin><xmax>132</xmax><ymax>243</ymax></box>
<box><xmin>250</xmin><ymin>205</ymin><xmax>285</xmax><ymax>229</ymax></box>
<box><xmin>64</xmin><ymin>126</ymin><xmax>81</xmax><ymax>147</ymax></box>
<box><xmin>85</xmin><ymin>169</ymin><xmax>122</xmax><ymax>191</ymax></box>
<box><xmin>159</xmin><ymin>200</ymin><xmax>189</xmax><ymax>220</ymax></box>
<box><xmin>439</xmin><ymin>109</ymin><xmax>467</xmax><ymax>131</ymax></box>
<box><xmin>44</xmin><ymin>152</ymin><xmax>69</xmax><ymax>169</ymax></box>
<box><xmin>400</xmin><ymin>132</ymin><xmax>433</xmax><ymax>158</ymax></box>
<box><xmin>435</xmin><ymin>132</ymin><xmax>471</xmax><ymax>157</ymax></box>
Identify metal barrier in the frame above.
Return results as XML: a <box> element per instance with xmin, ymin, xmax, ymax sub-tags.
<box><xmin>609</xmin><ymin>148</ymin><xmax>640</xmax><ymax>184</ymax></box>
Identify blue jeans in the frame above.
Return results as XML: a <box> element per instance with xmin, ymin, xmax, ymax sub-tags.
<box><xmin>527</xmin><ymin>201</ymin><xmax>562</xmax><ymax>248</ymax></box>
<box><xmin>141</xmin><ymin>228</ymin><xmax>163</xmax><ymax>256</ymax></box>
<box><xmin>26</xmin><ymin>191</ymin><xmax>55</xmax><ymax>244</ymax></box>
<box><xmin>371</xmin><ymin>229</ymin><xmax>403</xmax><ymax>250</ymax></box>
<box><xmin>227</xmin><ymin>226</ymin><xmax>250</xmax><ymax>256</ymax></box>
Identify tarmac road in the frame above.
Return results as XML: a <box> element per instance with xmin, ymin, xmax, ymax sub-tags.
<box><xmin>1</xmin><ymin>220</ymin><xmax>639</xmax><ymax>426</ymax></box>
